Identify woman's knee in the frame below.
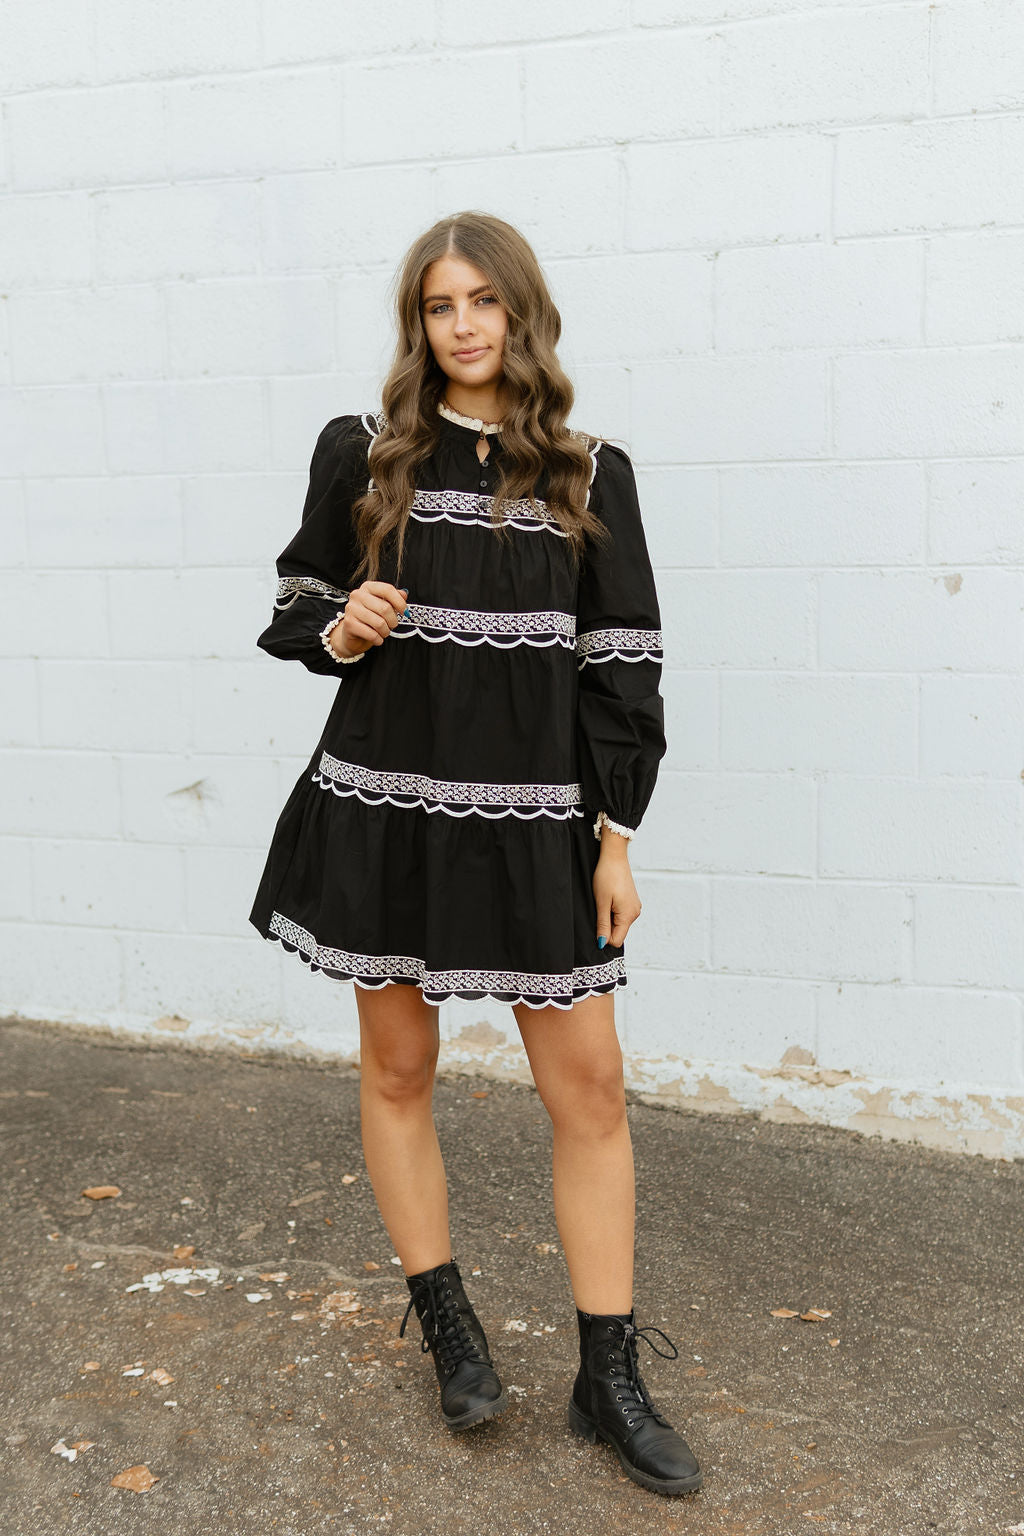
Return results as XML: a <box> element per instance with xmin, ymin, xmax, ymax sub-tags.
<box><xmin>363</xmin><ymin>1052</ymin><xmax>438</xmax><ymax>1105</ymax></box>
<box><xmin>541</xmin><ymin>1058</ymin><xmax>628</xmax><ymax>1137</ymax></box>
<box><xmin>357</xmin><ymin>987</ymin><xmax>440</xmax><ymax>1104</ymax></box>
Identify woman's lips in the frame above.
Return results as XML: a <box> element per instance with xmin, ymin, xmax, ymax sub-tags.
<box><xmin>453</xmin><ymin>347</ymin><xmax>487</xmax><ymax>360</ymax></box>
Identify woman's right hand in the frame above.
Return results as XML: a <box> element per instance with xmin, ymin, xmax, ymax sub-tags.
<box><xmin>328</xmin><ymin>582</ymin><xmax>410</xmax><ymax>659</ymax></box>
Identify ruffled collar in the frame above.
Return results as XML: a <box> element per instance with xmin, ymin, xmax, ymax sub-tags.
<box><xmin>437</xmin><ymin>399</ymin><xmax>504</xmax><ymax>435</ymax></box>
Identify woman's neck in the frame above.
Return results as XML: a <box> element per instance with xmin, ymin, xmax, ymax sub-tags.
<box><xmin>442</xmin><ymin>383</ymin><xmax>507</xmax><ymax>424</ymax></box>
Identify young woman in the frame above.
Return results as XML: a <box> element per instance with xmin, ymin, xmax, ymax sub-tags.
<box><xmin>249</xmin><ymin>212</ymin><xmax>702</xmax><ymax>1499</ymax></box>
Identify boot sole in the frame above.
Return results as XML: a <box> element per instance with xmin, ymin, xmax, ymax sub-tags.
<box><xmin>567</xmin><ymin>1400</ymin><xmax>703</xmax><ymax>1496</ymax></box>
<box><xmin>443</xmin><ymin>1388</ymin><xmax>509</xmax><ymax>1431</ymax></box>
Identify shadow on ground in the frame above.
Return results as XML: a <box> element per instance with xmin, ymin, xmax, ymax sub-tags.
<box><xmin>1</xmin><ymin>1017</ymin><xmax>1022</xmax><ymax>1535</ymax></box>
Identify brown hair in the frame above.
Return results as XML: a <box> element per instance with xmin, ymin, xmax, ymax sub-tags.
<box><xmin>350</xmin><ymin>210</ymin><xmax>609</xmax><ymax>583</ymax></box>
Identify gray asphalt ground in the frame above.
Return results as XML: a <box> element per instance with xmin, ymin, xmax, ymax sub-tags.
<box><xmin>1</xmin><ymin>1015</ymin><xmax>1022</xmax><ymax>1535</ymax></box>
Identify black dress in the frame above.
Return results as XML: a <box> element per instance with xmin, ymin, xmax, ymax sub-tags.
<box><xmin>248</xmin><ymin>406</ymin><xmax>666</xmax><ymax>1010</ymax></box>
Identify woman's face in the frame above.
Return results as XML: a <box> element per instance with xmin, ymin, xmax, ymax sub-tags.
<box><xmin>420</xmin><ymin>253</ymin><xmax>508</xmax><ymax>394</ymax></box>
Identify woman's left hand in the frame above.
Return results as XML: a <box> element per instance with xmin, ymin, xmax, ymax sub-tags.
<box><xmin>593</xmin><ymin>849</ymin><xmax>642</xmax><ymax>949</ymax></box>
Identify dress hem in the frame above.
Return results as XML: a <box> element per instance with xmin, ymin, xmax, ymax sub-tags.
<box><xmin>260</xmin><ymin>926</ymin><xmax>627</xmax><ymax>1012</ymax></box>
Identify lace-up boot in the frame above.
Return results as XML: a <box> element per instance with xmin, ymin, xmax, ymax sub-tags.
<box><xmin>568</xmin><ymin>1308</ymin><xmax>703</xmax><ymax>1496</ymax></box>
<box><xmin>399</xmin><ymin>1258</ymin><xmax>508</xmax><ymax>1430</ymax></box>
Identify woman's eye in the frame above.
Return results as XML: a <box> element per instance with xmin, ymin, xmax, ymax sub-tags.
<box><xmin>425</xmin><ymin>295</ymin><xmax>497</xmax><ymax>317</ymax></box>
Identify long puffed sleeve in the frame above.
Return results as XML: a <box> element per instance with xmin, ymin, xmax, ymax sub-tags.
<box><xmin>256</xmin><ymin>414</ymin><xmax>372</xmax><ymax>676</ymax></box>
<box><xmin>575</xmin><ymin>441</ymin><xmax>667</xmax><ymax>839</ymax></box>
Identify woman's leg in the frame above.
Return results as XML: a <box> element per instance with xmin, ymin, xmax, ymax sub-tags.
<box><xmin>512</xmin><ymin>991</ymin><xmax>634</xmax><ymax>1313</ymax></box>
<box><xmin>355</xmin><ymin>983</ymin><xmax>451</xmax><ymax>1275</ymax></box>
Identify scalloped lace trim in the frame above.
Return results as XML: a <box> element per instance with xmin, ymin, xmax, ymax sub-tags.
<box><xmin>576</xmin><ymin>626</ymin><xmax>664</xmax><ymax>667</ymax></box>
<box><xmin>409</xmin><ymin>488</ymin><xmax>567</xmax><ymax>535</ymax></box>
<box><xmin>312</xmin><ymin>751</ymin><xmax>584</xmax><ymax>818</ymax></box>
<box><xmin>396</xmin><ymin>602</ymin><xmax>575</xmax><ymax>649</ymax></box>
<box><xmin>274</xmin><ymin>575</ymin><xmax>350</xmax><ymax>611</ymax></box>
<box><xmin>267</xmin><ymin>911</ymin><xmax>626</xmax><ymax>1009</ymax></box>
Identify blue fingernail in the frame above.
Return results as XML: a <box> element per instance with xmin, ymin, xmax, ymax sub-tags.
<box><xmin>597</xmin><ymin>936</ymin><xmax>607</xmax><ymax>949</ymax></box>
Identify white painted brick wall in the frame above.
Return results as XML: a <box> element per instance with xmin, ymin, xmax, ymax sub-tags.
<box><xmin>1</xmin><ymin>0</ymin><xmax>1022</xmax><ymax>1154</ymax></box>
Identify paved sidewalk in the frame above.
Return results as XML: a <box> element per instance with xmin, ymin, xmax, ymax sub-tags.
<box><xmin>1</xmin><ymin>1016</ymin><xmax>1022</xmax><ymax>1535</ymax></box>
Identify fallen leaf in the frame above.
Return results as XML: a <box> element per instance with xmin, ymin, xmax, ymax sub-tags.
<box><xmin>258</xmin><ymin>1271</ymin><xmax>289</xmax><ymax>1283</ymax></box>
<box><xmin>110</xmin><ymin>1464</ymin><xmax>159</xmax><ymax>1492</ymax></box>
<box><xmin>148</xmin><ymin>1368</ymin><xmax>174</xmax><ymax>1386</ymax></box>
<box><xmin>828</xmin><ymin>1337</ymin><xmax>840</xmax><ymax>1347</ymax></box>
<box><xmin>341</xmin><ymin>1174</ymin><xmax>358</xmax><ymax>1185</ymax></box>
<box><xmin>288</xmin><ymin>1189</ymin><xmax>327</xmax><ymax>1207</ymax></box>
<box><xmin>82</xmin><ymin>1361</ymin><xmax>101</xmax><ymax>1372</ymax></box>
<box><xmin>183</xmin><ymin>1288</ymin><xmax>206</xmax><ymax>1297</ymax></box>
<box><xmin>63</xmin><ymin>1262</ymin><xmax>78</xmax><ymax>1272</ymax></box>
<box><xmin>363</xmin><ymin>1261</ymin><xmax>380</xmax><ymax>1271</ymax></box>
<box><xmin>801</xmin><ymin>1309</ymin><xmax>832</xmax><ymax>1323</ymax></box>
<box><xmin>770</xmin><ymin>1308</ymin><xmax>799</xmax><ymax>1318</ymax></box>
<box><xmin>121</xmin><ymin>1366</ymin><xmax>146</xmax><ymax>1377</ymax></box>
<box><xmin>50</xmin><ymin>1439</ymin><xmax>78</xmax><ymax>1461</ymax></box>
<box><xmin>82</xmin><ymin>1185</ymin><xmax>121</xmax><ymax>1200</ymax></box>
<box><xmin>70</xmin><ymin>1439</ymin><xmax>95</xmax><ymax>1452</ymax></box>
<box><xmin>172</xmin><ymin>1245</ymin><xmax>195</xmax><ymax>1261</ymax></box>
<box><xmin>471</xmin><ymin>1091</ymin><xmax>490</xmax><ymax>1099</ymax></box>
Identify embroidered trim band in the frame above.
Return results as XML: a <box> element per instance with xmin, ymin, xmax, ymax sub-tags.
<box><xmin>396</xmin><ymin>602</ymin><xmax>575</xmax><ymax>648</ymax></box>
<box><xmin>313</xmin><ymin>751</ymin><xmax>585</xmax><ymax>818</ymax></box>
<box><xmin>275</xmin><ymin>575</ymin><xmax>350</xmax><ymax>610</ymax></box>
<box><xmin>576</xmin><ymin>627</ymin><xmax>663</xmax><ymax>656</ymax></box>
<box><xmin>268</xmin><ymin>911</ymin><xmax>627</xmax><ymax>1009</ymax></box>
<box><xmin>409</xmin><ymin>487</ymin><xmax>565</xmax><ymax>534</ymax></box>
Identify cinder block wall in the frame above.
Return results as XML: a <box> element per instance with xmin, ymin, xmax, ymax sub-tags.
<box><xmin>2</xmin><ymin>1</ymin><xmax>1022</xmax><ymax>1155</ymax></box>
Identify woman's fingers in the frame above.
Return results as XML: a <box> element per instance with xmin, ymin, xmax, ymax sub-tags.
<box><xmin>348</xmin><ymin>582</ymin><xmax>410</xmax><ymax>643</ymax></box>
<box><xmin>593</xmin><ymin>861</ymin><xmax>642</xmax><ymax>948</ymax></box>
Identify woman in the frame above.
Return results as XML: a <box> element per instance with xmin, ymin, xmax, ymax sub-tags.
<box><xmin>249</xmin><ymin>211</ymin><xmax>702</xmax><ymax>1499</ymax></box>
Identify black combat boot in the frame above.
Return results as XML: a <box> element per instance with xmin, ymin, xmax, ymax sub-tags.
<box><xmin>398</xmin><ymin>1258</ymin><xmax>508</xmax><ymax>1430</ymax></box>
<box><xmin>568</xmin><ymin>1307</ymin><xmax>703</xmax><ymax>1496</ymax></box>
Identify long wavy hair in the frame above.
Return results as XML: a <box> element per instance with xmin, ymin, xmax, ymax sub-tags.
<box><xmin>350</xmin><ymin>211</ymin><xmax>610</xmax><ymax>583</ymax></box>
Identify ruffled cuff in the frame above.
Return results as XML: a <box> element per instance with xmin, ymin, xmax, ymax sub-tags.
<box><xmin>593</xmin><ymin>809</ymin><xmax>635</xmax><ymax>843</ymax></box>
<box><xmin>319</xmin><ymin>610</ymin><xmax>365</xmax><ymax>665</ymax></box>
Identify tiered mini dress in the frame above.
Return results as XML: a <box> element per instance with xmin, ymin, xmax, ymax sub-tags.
<box><xmin>248</xmin><ymin>404</ymin><xmax>666</xmax><ymax>1010</ymax></box>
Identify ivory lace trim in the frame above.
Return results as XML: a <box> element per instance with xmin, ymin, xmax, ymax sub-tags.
<box><xmin>394</xmin><ymin>602</ymin><xmax>575</xmax><ymax>650</ymax></box>
<box><xmin>437</xmin><ymin>400</ymin><xmax>503</xmax><ymax>434</ymax></box>
<box><xmin>576</xmin><ymin>626</ymin><xmax>663</xmax><ymax>666</ymax></box>
<box><xmin>318</xmin><ymin>611</ymin><xmax>365</xmax><ymax>664</ymax></box>
<box><xmin>267</xmin><ymin>911</ymin><xmax>626</xmax><ymax>1009</ymax></box>
<box><xmin>274</xmin><ymin>575</ymin><xmax>349</xmax><ymax>610</ymax></box>
<box><xmin>313</xmin><ymin>751</ymin><xmax>584</xmax><ymax>819</ymax></box>
<box><xmin>593</xmin><ymin>810</ymin><xmax>636</xmax><ymax>842</ymax></box>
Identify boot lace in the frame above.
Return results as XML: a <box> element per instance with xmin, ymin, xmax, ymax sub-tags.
<box><xmin>398</xmin><ymin>1274</ymin><xmax>485</xmax><ymax>1375</ymax></box>
<box><xmin>601</xmin><ymin>1320</ymin><xmax>679</xmax><ymax>1433</ymax></box>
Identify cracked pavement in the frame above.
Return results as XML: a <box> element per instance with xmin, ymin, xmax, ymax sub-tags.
<box><xmin>1</xmin><ymin>1015</ymin><xmax>1022</xmax><ymax>1534</ymax></box>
